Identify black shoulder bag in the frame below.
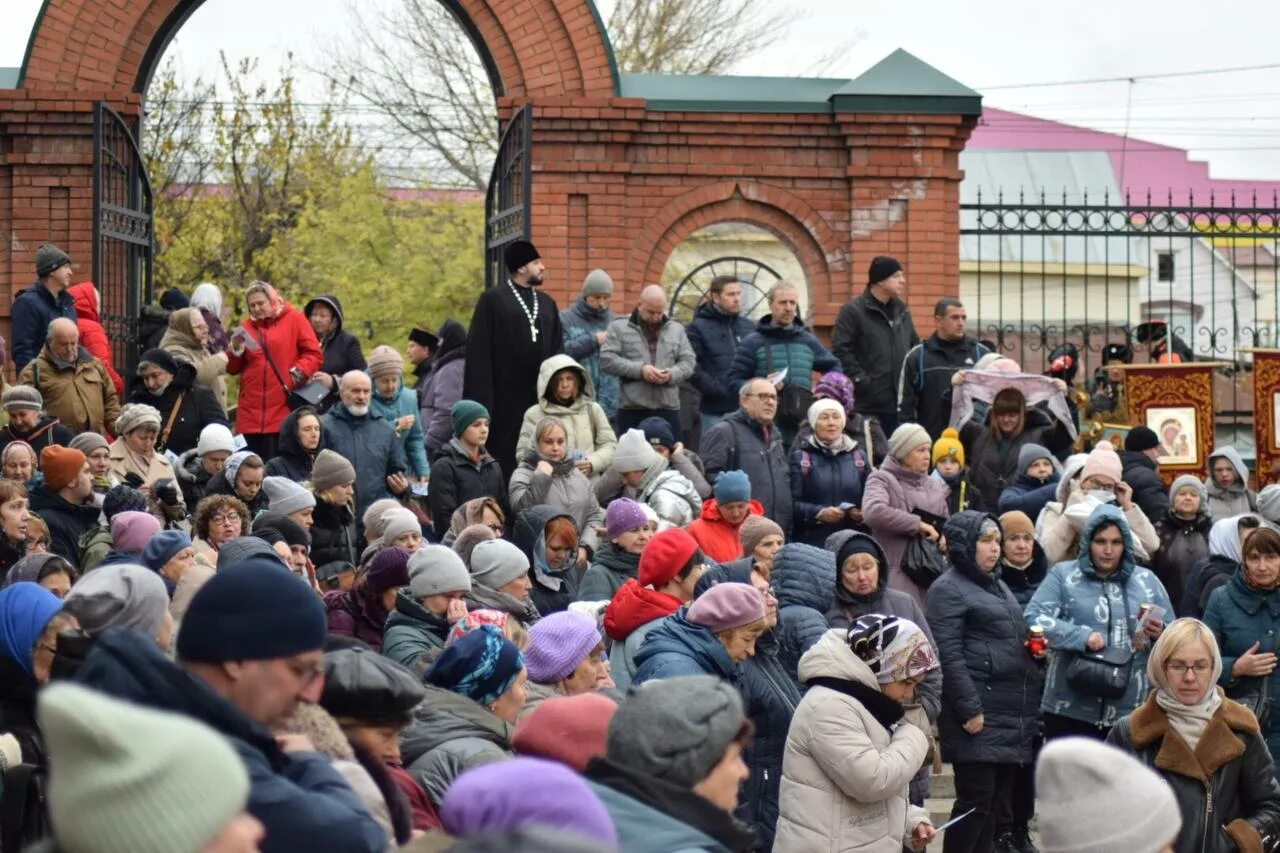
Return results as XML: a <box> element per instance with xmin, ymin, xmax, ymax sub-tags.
<box><xmin>250</xmin><ymin>326</ymin><xmax>327</xmax><ymax>409</ymax></box>
<box><xmin>1065</xmin><ymin>581</ymin><xmax>1134</xmax><ymax>700</ymax></box>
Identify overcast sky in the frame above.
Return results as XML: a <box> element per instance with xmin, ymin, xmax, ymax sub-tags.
<box><xmin>5</xmin><ymin>0</ymin><xmax>1280</xmax><ymax>180</ymax></box>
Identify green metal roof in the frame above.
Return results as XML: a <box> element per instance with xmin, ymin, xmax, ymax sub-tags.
<box><xmin>620</xmin><ymin>49</ymin><xmax>981</xmax><ymax>116</ymax></box>
<box><xmin>0</xmin><ymin>67</ymin><xmax>19</xmax><ymax>89</ymax></box>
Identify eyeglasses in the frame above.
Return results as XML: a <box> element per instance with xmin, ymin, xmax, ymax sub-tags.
<box><xmin>36</xmin><ymin>643</ymin><xmax>58</xmax><ymax>656</ymax></box>
<box><xmin>211</xmin><ymin>513</ymin><xmax>241</xmax><ymax>525</ymax></box>
<box><xmin>747</xmin><ymin>393</ymin><xmax>778</xmax><ymax>401</ymax></box>
<box><xmin>1166</xmin><ymin>662</ymin><xmax>1212</xmax><ymax>676</ymax></box>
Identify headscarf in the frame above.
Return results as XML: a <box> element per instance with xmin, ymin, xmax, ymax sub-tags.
<box><xmin>0</xmin><ymin>582</ymin><xmax>64</xmax><ymax>676</ymax></box>
<box><xmin>2</xmin><ymin>440</ymin><xmax>36</xmax><ymax>471</ymax></box>
<box><xmin>447</xmin><ymin>609</ymin><xmax>511</xmax><ymax>646</ymax></box>
<box><xmin>850</xmin><ymin>615</ymin><xmax>939</xmax><ymax>684</ymax></box>
<box><xmin>190</xmin><ymin>283</ymin><xmax>224</xmax><ymax>318</ymax></box>
<box><xmin>165</xmin><ymin>307</ymin><xmax>203</xmax><ymax>349</ymax></box>
<box><xmin>1148</xmin><ymin>618</ymin><xmax>1224</xmax><ymax>751</ymax></box>
<box><xmin>1207</xmin><ymin>515</ymin><xmax>1254</xmax><ymax>564</ymax></box>
<box><xmin>3</xmin><ymin>553</ymin><xmax>67</xmax><ymax>588</ymax></box>
<box><xmin>223</xmin><ymin>450</ymin><xmax>255</xmax><ymax>486</ymax></box>
<box><xmin>245</xmin><ymin>281</ymin><xmax>285</xmax><ymax>322</ymax></box>
<box><xmin>448</xmin><ymin>497</ymin><xmax>505</xmax><ymax>539</ymax></box>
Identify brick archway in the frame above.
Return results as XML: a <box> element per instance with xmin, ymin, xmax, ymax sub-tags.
<box><xmin>18</xmin><ymin>0</ymin><xmax>618</xmax><ymax>98</ymax></box>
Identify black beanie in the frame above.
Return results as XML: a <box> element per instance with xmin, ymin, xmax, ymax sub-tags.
<box><xmin>836</xmin><ymin>534</ymin><xmax>883</xmax><ymax>571</ymax></box>
<box><xmin>408</xmin><ymin>327</ymin><xmax>438</xmax><ymax>349</ymax></box>
<box><xmin>504</xmin><ymin>240</ymin><xmax>540</xmax><ymax>274</ymax></box>
<box><xmin>868</xmin><ymin>256</ymin><xmax>903</xmax><ymax>285</ymax></box>
<box><xmin>138</xmin><ymin>348</ymin><xmax>181</xmax><ymax>377</ymax></box>
<box><xmin>1124</xmin><ymin>425</ymin><xmax>1161</xmax><ymax>453</ymax></box>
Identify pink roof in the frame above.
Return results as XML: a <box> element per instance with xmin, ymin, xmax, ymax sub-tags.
<box><xmin>970</xmin><ymin>107</ymin><xmax>1280</xmax><ymax>207</ymax></box>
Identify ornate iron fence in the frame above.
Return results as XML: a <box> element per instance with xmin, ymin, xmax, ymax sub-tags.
<box><xmin>484</xmin><ymin>104</ymin><xmax>532</xmax><ymax>290</ymax></box>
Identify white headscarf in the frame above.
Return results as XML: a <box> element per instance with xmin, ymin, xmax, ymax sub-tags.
<box><xmin>190</xmin><ymin>283</ymin><xmax>224</xmax><ymax>318</ymax></box>
<box><xmin>1207</xmin><ymin>515</ymin><xmax>1255</xmax><ymax>563</ymax></box>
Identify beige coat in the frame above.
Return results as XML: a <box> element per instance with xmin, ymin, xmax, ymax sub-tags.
<box><xmin>1037</xmin><ymin>479</ymin><xmax>1159</xmax><ymax>564</ymax></box>
<box><xmin>515</xmin><ymin>354</ymin><xmax>617</xmax><ymax>477</ymax></box>
<box><xmin>108</xmin><ymin>438</ymin><xmax>187</xmax><ymax>524</ymax></box>
<box><xmin>775</xmin><ymin>629</ymin><xmax>931</xmax><ymax>853</ymax></box>
<box><xmin>18</xmin><ymin>346</ymin><xmax>121</xmax><ymax>436</ymax></box>
<box><xmin>159</xmin><ymin>310</ymin><xmax>229</xmax><ymax>410</ymax></box>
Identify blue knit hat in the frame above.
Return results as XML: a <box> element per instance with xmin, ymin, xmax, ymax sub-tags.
<box><xmin>713</xmin><ymin>470</ymin><xmax>751</xmax><ymax>505</ymax></box>
<box><xmin>451</xmin><ymin>400</ymin><xmax>490</xmax><ymax>439</ymax></box>
<box><xmin>176</xmin><ymin>559</ymin><xmax>326</xmax><ymax>663</ymax></box>
<box><xmin>142</xmin><ymin>530</ymin><xmax>192</xmax><ymax>573</ymax></box>
<box><xmin>426</xmin><ymin>624</ymin><xmax>524</xmax><ymax>707</ymax></box>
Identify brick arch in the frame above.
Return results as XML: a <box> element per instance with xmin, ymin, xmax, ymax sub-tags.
<box><xmin>633</xmin><ymin>181</ymin><xmax>847</xmax><ymax>307</ymax></box>
<box><xmin>18</xmin><ymin>0</ymin><xmax>619</xmax><ymax>98</ymax></box>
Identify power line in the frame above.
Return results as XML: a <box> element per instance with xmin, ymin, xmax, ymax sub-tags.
<box><xmin>980</xmin><ymin>61</ymin><xmax>1280</xmax><ymax>91</ymax></box>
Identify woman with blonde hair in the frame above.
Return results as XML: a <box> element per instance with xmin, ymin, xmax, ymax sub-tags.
<box><xmin>1107</xmin><ymin>618</ymin><xmax>1280</xmax><ymax>852</ymax></box>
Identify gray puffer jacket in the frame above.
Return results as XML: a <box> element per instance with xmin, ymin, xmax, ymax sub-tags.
<box><xmin>1206</xmin><ymin>446</ymin><xmax>1258</xmax><ymax>520</ymax></box>
<box><xmin>635</xmin><ymin>454</ymin><xmax>703</xmax><ymax>528</ymax></box>
<box><xmin>600</xmin><ymin>309</ymin><xmax>696</xmax><ymax>412</ymax></box>
<box><xmin>400</xmin><ymin>684</ymin><xmax>512</xmax><ymax>805</ymax></box>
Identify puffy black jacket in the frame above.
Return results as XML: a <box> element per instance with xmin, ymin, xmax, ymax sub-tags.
<box><xmin>770</xmin><ymin>542</ymin><xmax>835</xmax><ymax>684</ymax></box>
<box><xmin>788</xmin><ymin>434</ymin><xmax>869</xmax><ymax>547</ymax></box>
<box><xmin>175</xmin><ymin>448</ymin><xmax>216</xmax><ymax>511</ymax></box>
<box><xmin>1154</xmin><ymin>509</ymin><xmax>1212</xmax><ymax>614</ymax></box>
<box><xmin>1108</xmin><ymin>694</ymin><xmax>1280</xmax><ymax>853</ymax></box>
<box><xmin>1120</xmin><ymin>449</ymin><xmax>1171</xmax><ymax>527</ymax></box>
<box><xmin>926</xmin><ymin>510</ymin><xmax>1042</xmax><ymax>765</ymax></box>
<box><xmin>514</xmin><ymin>505</ymin><xmax>581</xmax><ymax>616</ymax></box>
<box><xmin>428</xmin><ymin>440</ymin><xmax>507</xmax><ymax>540</ymax></box>
<box><xmin>897</xmin><ymin>333</ymin><xmax>988</xmax><ymax>439</ymax></box>
<box><xmin>831</xmin><ymin>287</ymin><xmax>919</xmax><ymax>414</ymax></box>
<box><xmin>304</xmin><ymin>295</ymin><xmax>367</xmax><ymax>410</ymax></box>
<box><xmin>700</xmin><ymin>409</ymin><xmax>792</xmax><ymax>535</ymax></box>
<box><xmin>686</xmin><ymin>302</ymin><xmax>755</xmax><ymax>416</ymax></box>
<box><xmin>127</xmin><ymin>360</ymin><xmax>228</xmax><ymax>455</ymax></box>
<box><xmin>1000</xmin><ymin>543</ymin><xmax>1049</xmax><ymax>608</ymax></box>
<box><xmin>265</xmin><ymin>406</ymin><xmax>321</xmax><ymax>481</ymax></box>
<box><xmin>311</xmin><ymin>497</ymin><xmax>358</xmax><ymax>568</ymax></box>
<box><xmin>960</xmin><ymin>407</ymin><xmax>1073</xmax><ymax>510</ymax></box>
<box><xmin>29</xmin><ymin>484</ymin><xmax>100</xmax><ymax>566</ymax></box>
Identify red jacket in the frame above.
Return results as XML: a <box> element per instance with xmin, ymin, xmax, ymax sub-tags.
<box><xmin>68</xmin><ymin>282</ymin><xmax>125</xmax><ymax>397</ymax></box>
<box><xmin>686</xmin><ymin>498</ymin><xmax>764</xmax><ymax>564</ymax></box>
<box><xmin>226</xmin><ymin>304</ymin><xmax>322</xmax><ymax>435</ymax></box>
<box><xmin>603</xmin><ymin>579</ymin><xmax>683</xmax><ymax>641</ymax></box>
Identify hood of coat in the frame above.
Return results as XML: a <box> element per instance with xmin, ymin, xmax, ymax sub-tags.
<box><xmin>513</xmin><ymin>505</ymin><xmax>574</xmax><ymax>567</ymax></box>
<box><xmin>400</xmin><ymin>683</ymin><xmax>512</xmax><ymax>766</ymax></box>
<box><xmin>303</xmin><ymin>294</ymin><xmax>345</xmax><ymax>338</ymax></box>
<box><xmin>942</xmin><ymin>510</ymin><xmax>1002</xmax><ymax>585</ymax></box>
<box><xmin>603</xmin><ymin>579</ymin><xmax>682</xmax><ymax>640</ymax></box>
<box><xmin>1075</xmin><ymin>503</ymin><xmax>1138</xmax><ymax>581</ymax></box>
<box><xmin>633</xmin><ymin>609</ymin><xmax>737</xmax><ymax>680</ymax></box>
<box><xmin>536</xmin><ymin>353</ymin><xmax>595</xmax><ymax>407</ymax></box>
<box><xmin>797</xmin><ymin>627</ymin><xmax>880</xmax><ymax>689</ymax></box>
<box><xmin>67</xmin><ymin>281</ymin><xmax>101</xmax><ymax>323</ymax></box>
<box><xmin>434</xmin><ymin>319</ymin><xmax>467</xmax><ymax>362</ymax></box>
<box><xmin>1207</xmin><ymin>446</ymin><xmax>1250</xmax><ymax>494</ymax></box>
<box><xmin>771</xmin><ymin>542</ymin><xmax>836</xmax><ymax>612</ymax></box>
<box><xmin>277</xmin><ymin>406</ymin><xmax>321</xmax><ymax>463</ymax></box>
<box><xmin>826</xmin><ymin>530</ymin><xmax>890</xmax><ymax>603</ymax></box>
<box><xmin>696</xmin><ymin>497</ymin><xmax>763</xmax><ymax>524</ymax></box>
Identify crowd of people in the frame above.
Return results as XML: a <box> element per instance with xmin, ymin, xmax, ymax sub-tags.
<box><xmin>3</xmin><ymin>240</ymin><xmax>1280</xmax><ymax>853</ymax></box>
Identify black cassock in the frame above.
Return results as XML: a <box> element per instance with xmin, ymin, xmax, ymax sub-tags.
<box><xmin>464</xmin><ymin>281</ymin><xmax>564</xmax><ymax>478</ymax></box>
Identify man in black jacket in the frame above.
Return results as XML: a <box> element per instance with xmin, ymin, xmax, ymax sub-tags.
<box><xmin>897</xmin><ymin>298</ymin><xmax>988</xmax><ymax>440</ymax></box>
<box><xmin>0</xmin><ymin>384</ymin><xmax>74</xmax><ymax>458</ymax></box>
<box><xmin>132</xmin><ymin>348</ymin><xmax>228</xmax><ymax>455</ymax></box>
<box><xmin>1120</xmin><ymin>425</ymin><xmax>1171</xmax><ymax>526</ymax></box>
<box><xmin>686</xmin><ymin>276</ymin><xmax>755</xmax><ymax>432</ymax></box>
<box><xmin>832</xmin><ymin>256</ymin><xmax>919</xmax><ymax>434</ymax></box>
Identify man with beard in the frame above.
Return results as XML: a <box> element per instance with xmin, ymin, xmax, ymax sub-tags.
<box><xmin>464</xmin><ymin>240</ymin><xmax>564</xmax><ymax>477</ymax></box>
<box><xmin>321</xmin><ymin>371</ymin><xmax>410</xmax><ymax>516</ymax></box>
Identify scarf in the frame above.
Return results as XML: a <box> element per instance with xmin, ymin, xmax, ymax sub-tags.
<box><xmin>808</xmin><ymin>431</ymin><xmax>856</xmax><ymax>454</ymax></box>
<box><xmin>1155</xmin><ymin>687</ymin><xmax>1223</xmax><ymax>752</ymax></box>
<box><xmin>805</xmin><ymin>676</ymin><xmax>905</xmax><ymax>733</ymax></box>
<box><xmin>952</xmin><ymin>369</ymin><xmax>1077</xmax><ymax>439</ymax></box>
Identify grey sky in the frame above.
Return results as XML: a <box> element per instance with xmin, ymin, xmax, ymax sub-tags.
<box><xmin>5</xmin><ymin>0</ymin><xmax>1280</xmax><ymax>180</ymax></box>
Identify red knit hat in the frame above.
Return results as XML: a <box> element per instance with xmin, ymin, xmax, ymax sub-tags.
<box><xmin>512</xmin><ymin>693</ymin><xmax>617</xmax><ymax>772</ymax></box>
<box><xmin>40</xmin><ymin>445</ymin><xmax>86</xmax><ymax>492</ymax></box>
<box><xmin>638</xmin><ymin>528</ymin><xmax>699</xmax><ymax>587</ymax></box>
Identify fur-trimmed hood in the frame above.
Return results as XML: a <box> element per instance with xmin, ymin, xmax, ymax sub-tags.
<box><xmin>1126</xmin><ymin>689</ymin><xmax>1257</xmax><ymax>782</ymax></box>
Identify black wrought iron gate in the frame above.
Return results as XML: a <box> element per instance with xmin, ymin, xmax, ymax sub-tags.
<box><xmin>93</xmin><ymin>102</ymin><xmax>154</xmax><ymax>377</ymax></box>
<box><xmin>484</xmin><ymin>104</ymin><xmax>533</xmax><ymax>289</ymax></box>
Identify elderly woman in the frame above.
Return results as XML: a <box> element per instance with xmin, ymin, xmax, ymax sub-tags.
<box><xmin>1184</xmin><ymin>515</ymin><xmax>1264</xmax><ymax>619</ymax></box>
<box><xmin>2</xmin><ymin>441</ymin><xmax>37</xmax><ymax>486</ymax></box>
<box><xmin>925</xmin><ymin>511</ymin><xmax>1043</xmax><ymax>853</ymax></box>
<box><xmin>1203</xmin><ymin>525</ymin><xmax>1280</xmax><ymax>761</ymax></box>
<box><xmin>159</xmin><ymin>306</ymin><xmax>229</xmax><ymax>410</ymax></box>
<box><xmin>508</xmin><ymin>418</ymin><xmax>605</xmax><ymax>561</ymax></box>
<box><xmin>633</xmin><ymin>581</ymin><xmax>768</xmax><ymax>685</ymax></box>
<box><xmin>790</xmin><ymin>371</ymin><xmax>888</xmax><ymax>466</ymax></box>
<box><xmin>1154</xmin><ymin>475</ymin><xmax>1214</xmax><ymax>612</ymax></box>
<box><xmin>107</xmin><ymin>403</ymin><xmax>186</xmax><ymax>524</ymax></box>
<box><xmin>515</xmin><ymin>355</ymin><xmax>617</xmax><ymax>479</ymax></box>
<box><xmin>0</xmin><ymin>582</ymin><xmax>79</xmax><ymax>766</ymax></box>
<box><xmin>960</xmin><ymin>386</ymin><xmax>1071</xmax><ymax>510</ymax></box>
<box><xmin>368</xmin><ymin>345</ymin><xmax>430</xmax><ymax>484</ymax></box>
<box><xmin>790</xmin><ymin>398</ymin><xmax>869</xmax><ymax>547</ymax></box>
<box><xmin>775</xmin><ymin>616</ymin><xmax>938</xmax><ymax>853</ymax></box>
<box><xmin>190</xmin><ymin>494</ymin><xmax>252</xmax><ymax>570</ymax></box>
<box><xmin>1107</xmin><ymin>618</ymin><xmax>1280</xmax><ymax>852</ymax></box>
<box><xmin>862</xmin><ymin>423</ymin><xmax>949</xmax><ymax>610</ymax></box>
<box><xmin>309</xmin><ymin>449</ymin><xmax>359</xmax><ymax>571</ymax></box>
<box><xmin>1026</xmin><ymin>503</ymin><xmax>1174</xmax><ymax>740</ymax></box>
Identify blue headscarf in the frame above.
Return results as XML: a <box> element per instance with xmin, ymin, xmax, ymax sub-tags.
<box><xmin>0</xmin><ymin>582</ymin><xmax>64</xmax><ymax>676</ymax></box>
<box><xmin>426</xmin><ymin>624</ymin><xmax>524</xmax><ymax>707</ymax></box>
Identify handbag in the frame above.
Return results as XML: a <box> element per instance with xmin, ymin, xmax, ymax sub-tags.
<box><xmin>250</xmin><ymin>326</ymin><xmax>326</xmax><ymax>410</ymax></box>
<box><xmin>764</xmin><ymin>345</ymin><xmax>812</xmax><ymax>430</ymax></box>
<box><xmin>901</xmin><ymin>535</ymin><xmax>948</xmax><ymax>590</ymax></box>
<box><xmin>1065</xmin><ymin>584</ymin><xmax>1134</xmax><ymax>700</ymax></box>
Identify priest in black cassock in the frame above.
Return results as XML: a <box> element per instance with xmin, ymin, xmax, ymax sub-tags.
<box><xmin>464</xmin><ymin>240</ymin><xmax>564</xmax><ymax>478</ymax></box>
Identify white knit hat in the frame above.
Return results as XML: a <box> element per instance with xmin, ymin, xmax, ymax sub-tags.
<box><xmin>613</xmin><ymin>428</ymin><xmax>657</xmax><ymax>473</ymax></box>
<box><xmin>196</xmin><ymin>424</ymin><xmax>235</xmax><ymax>457</ymax></box>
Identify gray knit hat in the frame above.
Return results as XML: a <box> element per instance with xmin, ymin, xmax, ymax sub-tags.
<box><xmin>469</xmin><ymin>539</ymin><xmax>530</xmax><ymax>590</ymax></box>
<box><xmin>1169</xmin><ymin>474</ymin><xmax>1209</xmax><ymax>506</ymax></box>
<box><xmin>262</xmin><ymin>476</ymin><xmax>316</xmax><ymax>516</ymax></box>
<box><xmin>362</xmin><ymin>498</ymin><xmax>404</xmax><ymax>542</ymax></box>
<box><xmin>607</xmin><ymin>675</ymin><xmax>745</xmax><ymax>788</ymax></box>
<box><xmin>1259</xmin><ymin>484</ymin><xmax>1280</xmax><ymax>526</ymax></box>
<box><xmin>888</xmin><ymin>422</ymin><xmax>932</xmax><ymax>462</ymax></box>
<box><xmin>68</xmin><ymin>431</ymin><xmax>109</xmax><ymax>456</ymax></box>
<box><xmin>63</xmin><ymin>564</ymin><xmax>170</xmax><ymax>641</ymax></box>
<box><xmin>35</xmin><ymin>245</ymin><xmax>72</xmax><ymax>278</ymax></box>
<box><xmin>1036</xmin><ymin>737</ymin><xmax>1181</xmax><ymax>853</ymax></box>
<box><xmin>2</xmin><ymin>385</ymin><xmax>42</xmax><ymax>412</ymax></box>
<box><xmin>115</xmin><ymin>403</ymin><xmax>162</xmax><ymax>436</ymax></box>
<box><xmin>581</xmin><ymin>269</ymin><xmax>614</xmax><ymax>297</ymax></box>
<box><xmin>310</xmin><ymin>449</ymin><xmax>356</xmax><ymax>493</ymax></box>
<box><xmin>409</xmin><ymin>545</ymin><xmax>473</xmax><ymax>598</ymax></box>
<box><xmin>378</xmin><ymin>507</ymin><xmax>421</xmax><ymax>547</ymax></box>
<box><xmin>613</xmin><ymin>428</ymin><xmax>657</xmax><ymax>473</ymax></box>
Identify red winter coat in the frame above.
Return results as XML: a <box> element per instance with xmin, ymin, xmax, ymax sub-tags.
<box><xmin>603</xmin><ymin>578</ymin><xmax>683</xmax><ymax>641</ymax></box>
<box><xmin>686</xmin><ymin>498</ymin><xmax>764</xmax><ymax>564</ymax></box>
<box><xmin>226</xmin><ymin>303</ymin><xmax>322</xmax><ymax>435</ymax></box>
<box><xmin>68</xmin><ymin>282</ymin><xmax>125</xmax><ymax>397</ymax></box>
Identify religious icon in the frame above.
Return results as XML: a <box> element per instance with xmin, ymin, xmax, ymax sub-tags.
<box><xmin>1148</xmin><ymin>407</ymin><xmax>1197</xmax><ymax>465</ymax></box>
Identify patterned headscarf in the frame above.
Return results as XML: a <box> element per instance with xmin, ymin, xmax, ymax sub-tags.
<box><xmin>223</xmin><ymin>450</ymin><xmax>256</xmax><ymax>486</ymax></box>
<box><xmin>427</xmin><ymin>624</ymin><xmax>524</xmax><ymax>707</ymax></box>
<box><xmin>848</xmin><ymin>614</ymin><xmax>938</xmax><ymax>684</ymax></box>
<box><xmin>447</xmin><ymin>609</ymin><xmax>510</xmax><ymax>646</ymax></box>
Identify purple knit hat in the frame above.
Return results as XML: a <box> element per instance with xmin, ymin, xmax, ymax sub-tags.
<box><xmin>364</xmin><ymin>546</ymin><xmax>412</xmax><ymax>594</ymax></box>
<box><xmin>110</xmin><ymin>511</ymin><xmax>162</xmax><ymax>556</ymax></box>
<box><xmin>813</xmin><ymin>370</ymin><xmax>854</xmax><ymax>415</ymax></box>
<box><xmin>524</xmin><ymin>610</ymin><xmax>602</xmax><ymax>684</ymax></box>
<box><xmin>605</xmin><ymin>498</ymin><xmax>648</xmax><ymax>540</ymax></box>
<box><xmin>441</xmin><ymin>757</ymin><xmax>617</xmax><ymax>846</ymax></box>
<box><xmin>688</xmin><ymin>582</ymin><xmax>765</xmax><ymax>632</ymax></box>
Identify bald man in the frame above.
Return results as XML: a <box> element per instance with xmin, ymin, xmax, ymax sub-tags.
<box><xmin>19</xmin><ymin>317</ymin><xmax>122</xmax><ymax>435</ymax></box>
<box><xmin>600</xmin><ymin>284</ymin><xmax>697</xmax><ymax>436</ymax></box>
<box><xmin>320</xmin><ymin>371</ymin><xmax>409</xmax><ymax>515</ymax></box>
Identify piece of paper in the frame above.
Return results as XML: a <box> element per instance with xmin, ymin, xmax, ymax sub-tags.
<box><xmin>766</xmin><ymin>367</ymin><xmax>788</xmax><ymax>385</ymax></box>
<box><xmin>238</xmin><ymin>324</ymin><xmax>261</xmax><ymax>350</ymax></box>
<box><xmin>934</xmin><ymin>808</ymin><xmax>977</xmax><ymax>833</ymax></box>
<box><xmin>1136</xmin><ymin>604</ymin><xmax>1167</xmax><ymax>637</ymax></box>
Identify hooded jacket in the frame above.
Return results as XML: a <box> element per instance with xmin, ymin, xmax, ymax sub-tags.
<box><xmin>225</xmin><ymin>299</ymin><xmax>323</xmax><ymax>435</ymax></box>
<box><xmin>265</xmin><ymin>407</ymin><xmax>322</xmax><ymax>482</ymax></box>
<box><xmin>771</xmin><ymin>543</ymin><xmax>837</xmax><ymax>684</ymax></box>
<box><xmin>602</xmin><ymin>579</ymin><xmax>683</xmax><ymax>692</ymax></box>
<box><xmin>789</xmin><ymin>431</ymin><xmax>869</xmax><ymax>547</ymax></box>
<box><xmin>18</xmin><ymin>344</ymin><xmax>122</xmax><ymax>437</ymax></box>
<box><xmin>512</xmin><ymin>503</ymin><xmax>584</xmax><ymax>616</ymax></box>
<box><xmin>1120</xmin><ymin>448</ymin><xmax>1171</xmax><ymax>526</ymax></box>
<box><xmin>428</xmin><ymin>438</ymin><xmax>507</xmax><ymax>540</ymax></box>
<box><xmin>831</xmin><ymin>286</ymin><xmax>921</xmax><ymax>415</ymax></box>
<box><xmin>1025</xmin><ymin>504</ymin><xmax>1174</xmax><ymax>726</ymax></box>
<box><xmin>701</xmin><ymin>409</ymin><xmax>792</xmax><ymax>535</ymax></box>
<box><xmin>897</xmin><ymin>332</ymin><xmax>988</xmax><ymax>440</ymax></box>
<box><xmin>175</xmin><ymin>447</ymin><xmax>217</xmax><ymax>510</ymax></box>
<box><xmin>1153</xmin><ymin>507</ymin><xmax>1212</xmax><ymax>612</ymax></box>
<box><xmin>127</xmin><ymin>359</ymin><xmax>227</xmax><ymax>455</ymax></box>
<box><xmin>11</xmin><ymin>280</ymin><xmax>76</xmax><ymax>370</ymax></box>
<box><xmin>631</xmin><ymin>453</ymin><xmax>703</xmax><ymax>528</ymax></box>
<box><xmin>727</xmin><ymin>315</ymin><xmax>840</xmax><ymax>396</ymax></box>
<box><xmin>382</xmin><ymin>591</ymin><xmax>453</xmax><ymax>672</ymax></box>
<box><xmin>1207</xmin><ymin>447</ymin><xmax>1258</xmax><ymax>520</ymax></box>
<box><xmin>632</xmin><ymin>608</ymin><xmax>739</xmax><ymax>685</ymax></box>
<box><xmin>515</xmin><ymin>355</ymin><xmax>617</xmax><ymax>476</ymax></box>
<box><xmin>401</xmin><ymin>683</ymin><xmax>512</xmax><ymax>806</ymax></box>
<box><xmin>560</xmin><ymin>295</ymin><xmax>620</xmax><ymax>418</ymax></box>
<box><xmin>74</xmin><ymin>628</ymin><xmax>388</xmax><ymax>853</ymax></box>
<box><xmin>370</xmin><ymin>374</ymin><xmax>429</xmax><ymax>479</ymax></box>
<box><xmin>418</xmin><ymin>319</ymin><xmax>467</xmax><ymax>461</ymax></box>
<box><xmin>67</xmin><ymin>282</ymin><xmax>125</xmax><ymax>396</ymax></box>
<box><xmin>861</xmin><ymin>454</ymin><xmax>951</xmax><ymax>611</ymax></box>
<box><xmin>1204</xmin><ymin>570</ymin><xmax>1280</xmax><ymax>757</ymax></box>
<box><xmin>686</xmin><ymin>498</ymin><xmax>763</xmax><ymax>564</ymax></box>
<box><xmin>321</xmin><ymin>402</ymin><xmax>408</xmax><ymax>516</ymax></box>
<box><xmin>687</xmin><ymin>301</ymin><xmax>755</xmax><ymax>416</ymax></box>
<box><xmin>508</xmin><ymin>455</ymin><xmax>604</xmax><ymax>559</ymax></box>
<box><xmin>578</xmin><ymin>540</ymin><xmax>642</xmax><ymax>603</ymax></box>
<box><xmin>774</xmin><ymin>629</ymin><xmax>932</xmax><ymax>853</ymax></box>
<box><xmin>600</xmin><ymin>309</ymin><xmax>696</xmax><ymax>412</ymax></box>
<box><xmin>205</xmin><ymin>467</ymin><xmax>269</xmax><ymax>518</ymax></box>
<box><xmin>304</xmin><ymin>295</ymin><xmax>366</xmax><ymax>408</ymax></box>
<box><xmin>926</xmin><ymin>511</ymin><xmax>1042</xmax><ymax>765</ymax></box>
<box><xmin>159</xmin><ymin>305</ymin><xmax>229</xmax><ymax>410</ymax></box>
<box><xmin>1000</xmin><ymin>540</ymin><xmax>1050</xmax><ymax>608</ymax></box>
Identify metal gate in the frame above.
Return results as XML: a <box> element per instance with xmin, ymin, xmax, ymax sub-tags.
<box><xmin>669</xmin><ymin>256</ymin><xmax>783</xmax><ymax>325</ymax></box>
<box><xmin>93</xmin><ymin>102</ymin><xmax>154</xmax><ymax>377</ymax></box>
<box><xmin>484</xmin><ymin>104</ymin><xmax>532</xmax><ymax>289</ymax></box>
<box><xmin>961</xmin><ymin>189</ymin><xmax>1280</xmax><ymax>439</ymax></box>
